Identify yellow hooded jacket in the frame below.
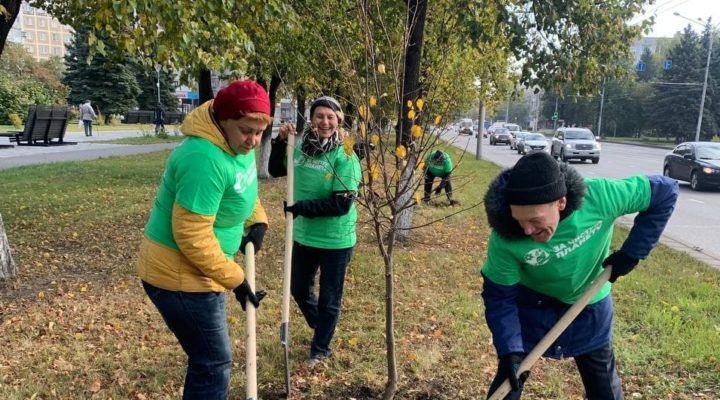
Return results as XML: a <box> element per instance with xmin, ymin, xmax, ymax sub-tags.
<box><xmin>137</xmin><ymin>101</ymin><xmax>268</xmax><ymax>292</ymax></box>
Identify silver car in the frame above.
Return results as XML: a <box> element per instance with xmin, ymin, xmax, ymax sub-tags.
<box><xmin>550</xmin><ymin>127</ymin><xmax>601</xmax><ymax>163</ymax></box>
<box><xmin>517</xmin><ymin>132</ymin><xmax>548</xmax><ymax>155</ymax></box>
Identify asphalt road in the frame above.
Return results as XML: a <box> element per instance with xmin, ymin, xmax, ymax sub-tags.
<box><xmin>442</xmin><ymin>128</ymin><xmax>720</xmax><ymax>269</ymax></box>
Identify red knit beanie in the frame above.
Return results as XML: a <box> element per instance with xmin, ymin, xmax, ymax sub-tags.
<box><xmin>212</xmin><ymin>80</ymin><xmax>271</xmax><ymax>120</ymax></box>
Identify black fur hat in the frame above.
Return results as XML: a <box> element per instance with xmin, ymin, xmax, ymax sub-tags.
<box><xmin>505</xmin><ymin>153</ymin><xmax>566</xmax><ymax>205</ymax></box>
<box><xmin>484</xmin><ymin>161</ymin><xmax>587</xmax><ymax>240</ymax></box>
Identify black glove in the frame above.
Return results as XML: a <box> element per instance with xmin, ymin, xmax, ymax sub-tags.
<box><xmin>497</xmin><ymin>353</ymin><xmax>529</xmax><ymax>392</ymax></box>
<box><xmin>233</xmin><ymin>280</ymin><xmax>267</xmax><ymax>311</ymax></box>
<box><xmin>602</xmin><ymin>250</ymin><xmax>639</xmax><ymax>283</ymax></box>
<box><xmin>239</xmin><ymin>223</ymin><xmax>267</xmax><ymax>254</ymax></box>
<box><xmin>283</xmin><ymin>201</ymin><xmax>299</xmax><ymax>219</ymax></box>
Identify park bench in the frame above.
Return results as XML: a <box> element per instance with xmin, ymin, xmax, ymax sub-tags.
<box><xmin>123</xmin><ymin>110</ymin><xmax>185</xmax><ymax>124</ymax></box>
<box><xmin>0</xmin><ymin>105</ymin><xmax>75</xmax><ymax>146</ymax></box>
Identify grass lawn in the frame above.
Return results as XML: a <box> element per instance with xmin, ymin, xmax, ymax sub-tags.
<box><xmin>0</xmin><ymin>148</ymin><xmax>718</xmax><ymax>399</ymax></box>
<box><xmin>88</xmin><ymin>135</ymin><xmax>186</xmax><ymax>145</ymax></box>
<box><xmin>0</xmin><ymin>124</ymin><xmax>181</xmax><ymax>134</ymax></box>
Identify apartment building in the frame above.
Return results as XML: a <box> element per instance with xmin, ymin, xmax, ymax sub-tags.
<box><xmin>8</xmin><ymin>2</ymin><xmax>74</xmax><ymax>61</ymax></box>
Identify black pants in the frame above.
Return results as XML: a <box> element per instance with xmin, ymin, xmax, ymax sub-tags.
<box><xmin>487</xmin><ymin>344</ymin><xmax>623</xmax><ymax>400</ymax></box>
<box><xmin>423</xmin><ymin>171</ymin><xmax>453</xmax><ymax>200</ymax></box>
<box><xmin>290</xmin><ymin>242</ymin><xmax>354</xmax><ymax>358</ymax></box>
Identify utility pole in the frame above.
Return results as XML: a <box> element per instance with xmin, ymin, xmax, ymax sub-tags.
<box><xmin>553</xmin><ymin>97</ymin><xmax>559</xmax><ymax>130</ymax></box>
<box><xmin>505</xmin><ymin>100</ymin><xmax>510</xmax><ymax>122</ymax></box>
<box><xmin>696</xmin><ymin>24</ymin><xmax>713</xmax><ymax>142</ymax></box>
<box><xmin>597</xmin><ymin>78</ymin><xmax>606</xmax><ymax>138</ymax></box>
<box><xmin>476</xmin><ymin>102</ymin><xmax>485</xmax><ymax>160</ymax></box>
<box><xmin>155</xmin><ymin>65</ymin><xmax>162</xmax><ymax>105</ymax></box>
<box><xmin>534</xmin><ymin>92</ymin><xmax>540</xmax><ymax>131</ymax></box>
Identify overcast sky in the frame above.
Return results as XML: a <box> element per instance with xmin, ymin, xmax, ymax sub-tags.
<box><xmin>637</xmin><ymin>0</ymin><xmax>720</xmax><ymax>38</ymax></box>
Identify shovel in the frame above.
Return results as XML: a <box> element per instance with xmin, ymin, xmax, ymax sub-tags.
<box><xmin>487</xmin><ymin>267</ymin><xmax>612</xmax><ymax>400</ymax></box>
<box><xmin>280</xmin><ymin>133</ymin><xmax>295</xmax><ymax>398</ymax></box>
<box><xmin>244</xmin><ymin>242</ymin><xmax>258</xmax><ymax>400</ymax></box>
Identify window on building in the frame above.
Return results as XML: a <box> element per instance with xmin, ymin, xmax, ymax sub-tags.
<box><xmin>25</xmin><ymin>44</ymin><xmax>35</xmax><ymax>53</ymax></box>
<box><xmin>25</xmin><ymin>31</ymin><xmax>34</xmax><ymax>40</ymax></box>
<box><xmin>39</xmin><ymin>32</ymin><xmax>47</xmax><ymax>41</ymax></box>
<box><xmin>52</xmin><ymin>33</ymin><xmax>60</xmax><ymax>41</ymax></box>
<box><xmin>24</xmin><ymin>17</ymin><xmax>33</xmax><ymax>26</ymax></box>
<box><xmin>39</xmin><ymin>46</ymin><xmax>49</xmax><ymax>54</ymax></box>
<box><xmin>22</xmin><ymin>3</ymin><xmax>33</xmax><ymax>13</ymax></box>
<box><xmin>39</xmin><ymin>19</ymin><xmax>47</xmax><ymax>28</ymax></box>
<box><xmin>52</xmin><ymin>47</ymin><xmax>62</xmax><ymax>56</ymax></box>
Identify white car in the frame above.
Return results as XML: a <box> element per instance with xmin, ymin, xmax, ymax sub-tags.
<box><xmin>517</xmin><ymin>132</ymin><xmax>549</xmax><ymax>155</ymax></box>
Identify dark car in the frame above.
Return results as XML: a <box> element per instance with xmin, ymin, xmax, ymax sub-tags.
<box><xmin>489</xmin><ymin>127</ymin><xmax>511</xmax><ymax>145</ymax></box>
<box><xmin>663</xmin><ymin>142</ymin><xmax>720</xmax><ymax>190</ymax></box>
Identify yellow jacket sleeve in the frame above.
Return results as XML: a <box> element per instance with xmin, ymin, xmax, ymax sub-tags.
<box><xmin>244</xmin><ymin>197</ymin><xmax>269</xmax><ymax>229</ymax></box>
<box><xmin>171</xmin><ymin>203</ymin><xmax>244</xmax><ymax>290</ymax></box>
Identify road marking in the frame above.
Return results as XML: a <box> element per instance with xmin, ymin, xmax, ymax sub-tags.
<box><xmin>689</xmin><ymin>198</ymin><xmax>705</xmax><ymax>204</ymax></box>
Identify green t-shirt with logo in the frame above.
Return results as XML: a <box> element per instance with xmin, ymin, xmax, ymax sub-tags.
<box><xmin>482</xmin><ymin>176</ymin><xmax>651</xmax><ymax>304</ymax></box>
<box><xmin>293</xmin><ymin>142</ymin><xmax>361</xmax><ymax>249</ymax></box>
<box><xmin>145</xmin><ymin>137</ymin><xmax>258</xmax><ymax>257</ymax></box>
<box><xmin>426</xmin><ymin>151</ymin><xmax>452</xmax><ymax>176</ymax></box>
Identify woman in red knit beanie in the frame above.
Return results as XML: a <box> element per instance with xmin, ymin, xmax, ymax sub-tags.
<box><xmin>138</xmin><ymin>80</ymin><xmax>271</xmax><ymax>399</ymax></box>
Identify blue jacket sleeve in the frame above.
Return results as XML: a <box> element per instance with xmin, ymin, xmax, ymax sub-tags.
<box><xmin>620</xmin><ymin>175</ymin><xmax>678</xmax><ymax>260</ymax></box>
<box><xmin>481</xmin><ymin>272</ymin><xmax>525</xmax><ymax>356</ymax></box>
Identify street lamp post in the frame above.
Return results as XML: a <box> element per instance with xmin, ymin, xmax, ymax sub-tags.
<box><xmin>474</xmin><ymin>78</ymin><xmax>484</xmax><ymax>160</ymax></box>
<box><xmin>155</xmin><ymin>64</ymin><xmax>162</xmax><ymax>105</ymax></box>
<box><xmin>674</xmin><ymin>12</ymin><xmax>717</xmax><ymax>142</ymax></box>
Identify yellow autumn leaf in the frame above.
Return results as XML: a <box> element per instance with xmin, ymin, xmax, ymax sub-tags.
<box><xmin>407</xmin><ymin>352</ymin><xmax>418</xmax><ymax>362</ymax></box>
<box><xmin>359</xmin><ymin>123</ymin><xmax>367</xmax><ymax>138</ymax></box>
<box><xmin>395</xmin><ymin>145</ymin><xmax>407</xmax><ymax>159</ymax></box>
<box><xmin>369</xmin><ymin>96</ymin><xmax>377</xmax><ymax>107</ymax></box>
<box><xmin>416</xmin><ymin>160</ymin><xmax>425</xmax><ymax>170</ymax></box>
<box><xmin>370</xmin><ymin>134</ymin><xmax>380</xmax><ymax>145</ymax></box>
<box><xmin>406</xmin><ymin>100</ymin><xmax>413</xmax><ymax>108</ymax></box>
<box><xmin>434</xmin><ymin>115</ymin><xmax>442</xmax><ymax>125</ymax></box>
<box><xmin>370</xmin><ymin>162</ymin><xmax>380</xmax><ymax>180</ymax></box>
<box><xmin>416</xmin><ymin>98</ymin><xmax>425</xmax><ymax>110</ymax></box>
<box><xmin>344</xmin><ymin>136</ymin><xmax>356</xmax><ymax>156</ymax></box>
<box><xmin>670</xmin><ymin>305</ymin><xmax>680</xmax><ymax>313</ymax></box>
<box><xmin>358</xmin><ymin>104</ymin><xmax>368</xmax><ymax>120</ymax></box>
<box><xmin>377</xmin><ymin>63</ymin><xmax>386</xmax><ymax>74</ymax></box>
<box><xmin>38</xmin><ymin>291</ymin><xmax>45</xmax><ymax>299</ymax></box>
<box><xmin>415</xmin><ymin>192</ymin><xmax>421</xmax><ymax>204</ymax></box>
<box><xmin>348</xmin><ymin>337</ymin><xmax>359</xmax><ymax>347</ymax></box>
<box><xmin>411</xmin><ymin>125</ymin><xmax>422</xmax><ymax>139</ymax></box>
<box><xmin>407</xmin><ymin>110</ymin><xmax>416</xmax><ymax>120</ymax></box>
<box><xmin>228</xmin><ymin>316</ymin><xmax>238</xmax><ymax>325</ymax></box>
<box><xmin>48</xmin><ymin>321</ymin><xmax>55</xmax><ymax>331</ymax></box>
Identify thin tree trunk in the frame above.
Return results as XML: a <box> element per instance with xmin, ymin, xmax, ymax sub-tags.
<box><xmin>394</xmin><ymin>155</ymin><xmax>418</xmax><ymax>242</ymax></box>
<box><xmin>258</xmin><ymin>74</ymin><xmax>282</xmax><ymax>179</ymax></box>
<box><xmin>395</xmin><ymin>0</ymin><xmax>427</xmax><ymax>243</ymax></box>
<box><xmin>0</xmin><ymin>212</ymin><xmax>16</xmax><ymax>280</ymax></box>
<box><xmin>382</xmin><ymin>251</ymin><xmax>397</xmax><ymax>400</ymax></box>
<box><xmin>295</xmin><ymin>85</ymin><xmax>306</xmax><ymax>133</ymax></box>
<box><xmin>0</xmin><ymin>0</ymin><xmax>22</xmax><ymax>58</ymax></box>
<box><xmin>198</xmin><ymin>69</ymin><xmax>214</xmax><ymax>104</ymax></box>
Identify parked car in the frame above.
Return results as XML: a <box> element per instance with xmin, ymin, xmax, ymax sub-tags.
<box><xmin>505</xmin><ymin>123</ymin><xmax>521</xmax><ymax>137</ymax></box>
<box><xmin>489</xmin><ymin>127</ymin><xmax>512</xmax><ymax>145</ymax></box>
<box><xmin>459</xmin><ymin>118</ymin><xmax>474</xmax><ymax>135</ymax></box>
<box><xmin>663</xmin><ymin>142</ymin><xmax>720</xmax><ymax>190</ymax></box>
<box><xmin>550</xmin><ymin>127</ymin><xmax>601</xmax><ymax>163</ymax></box>
<box><xmin>517</xmin><ymin>132</ymin><xmax>549</xmax><ymax>155</ymax></box>
<box><xmin>509</xmin><ymin>132</ymin><xmax>527</xmax><ymax>150</ymax></box>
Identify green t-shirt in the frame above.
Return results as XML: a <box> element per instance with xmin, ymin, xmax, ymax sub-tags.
<box><xmin>144</xmin><ymin>137</ymin><xmax>258</xmax><ymax>257</ymax></box>
<box><xmin>426</xmin><ymin>151</ymin><xmax>452</xmax><ymax>176</ymax></box>
<box><xmin>482</xmin><ymin>176</ymin><xmax>651</xmax><ymax>304</ymax></box>
<box><xmin>292</xmin><ymin>142</ymin><xmax>361</xmax><ymax>249</ymax></box>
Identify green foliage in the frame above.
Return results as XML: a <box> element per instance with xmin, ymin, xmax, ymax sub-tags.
<box><xmin>8</xmin><ymin>112</ymin><xmax>22</xmax><ymax>128</ymax></box>
<box><xmin>63</xmin><ymin>28</ymin><xmax>141</xmax><ymax>120</ymax></box>
<box><xmin>0</xmin><ymin>43</ymin><xmax>68</xmax><ymax>124</ymax></box>
<box><xmin>130</xmin><ymin>60</ymin><xmax>179</xmax><ymax>111</ymax></box>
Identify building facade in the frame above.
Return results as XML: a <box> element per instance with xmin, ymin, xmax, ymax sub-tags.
<box><xmin>8</xmin><ymin>2</ymin><xmax>74</xmax><ymax>61</ymax></box>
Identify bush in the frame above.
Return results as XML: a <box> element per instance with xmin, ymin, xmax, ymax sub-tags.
<box><xmin>8</xmin><ymin>113</ymin><xmax>23</xmax><ymax>128</ymax></box>
<box><xmin>712</xmin><ymin>135</ymin><xmax>720</xmax><ymax>143</ymax></box>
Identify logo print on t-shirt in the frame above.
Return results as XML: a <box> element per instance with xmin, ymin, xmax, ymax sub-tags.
<box><xmin>233</xmin><ymin>163</ymin><xmax>257</xmax><ymax>194</ymax></box>
<box><xmin>524</xmin><ymin>248</ymin><xmax>552</xmax><ymax>267</ymax></box>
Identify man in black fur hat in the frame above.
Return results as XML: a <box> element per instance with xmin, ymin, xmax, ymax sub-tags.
<box><xmin>481</xmin><ymin>152</ymin><xmax>678</xmax><ymax>399</ymax></box>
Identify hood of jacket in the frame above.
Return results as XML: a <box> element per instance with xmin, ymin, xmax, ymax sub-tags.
<box><xmin>483</xmin><ymin>162</ymin><xmax>587</xmax><ymax>240</ymax></box>
<box><xmin>179</xmin><ymin>100</ymin><xmax>235</xmax><ymax>155</ymax></box>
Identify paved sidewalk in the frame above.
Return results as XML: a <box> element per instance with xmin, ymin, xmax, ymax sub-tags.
<box><xmin>0</xmin><ymin>130</ymin><xmax>179</xmax><ymax>170</ymax></box>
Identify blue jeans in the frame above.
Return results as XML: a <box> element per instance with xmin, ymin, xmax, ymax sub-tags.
<box><xmin>142</xmin><ymin>281</ymin><xmax>232</xmax><ymax>400</ymax></box>
<box><xmin>83</xmin><ymin>120</ymin><xmax>93</xmax><ymax>136</ymax></box>
<box><xmin>487</xmin><ymin>344</ymin><xmax>623</xmax><ymax>400</ymax></box>
<box><xmin>290</xmin><ymin>242</ymin><xmax>353</xmax><ymax>358</ymax></box>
